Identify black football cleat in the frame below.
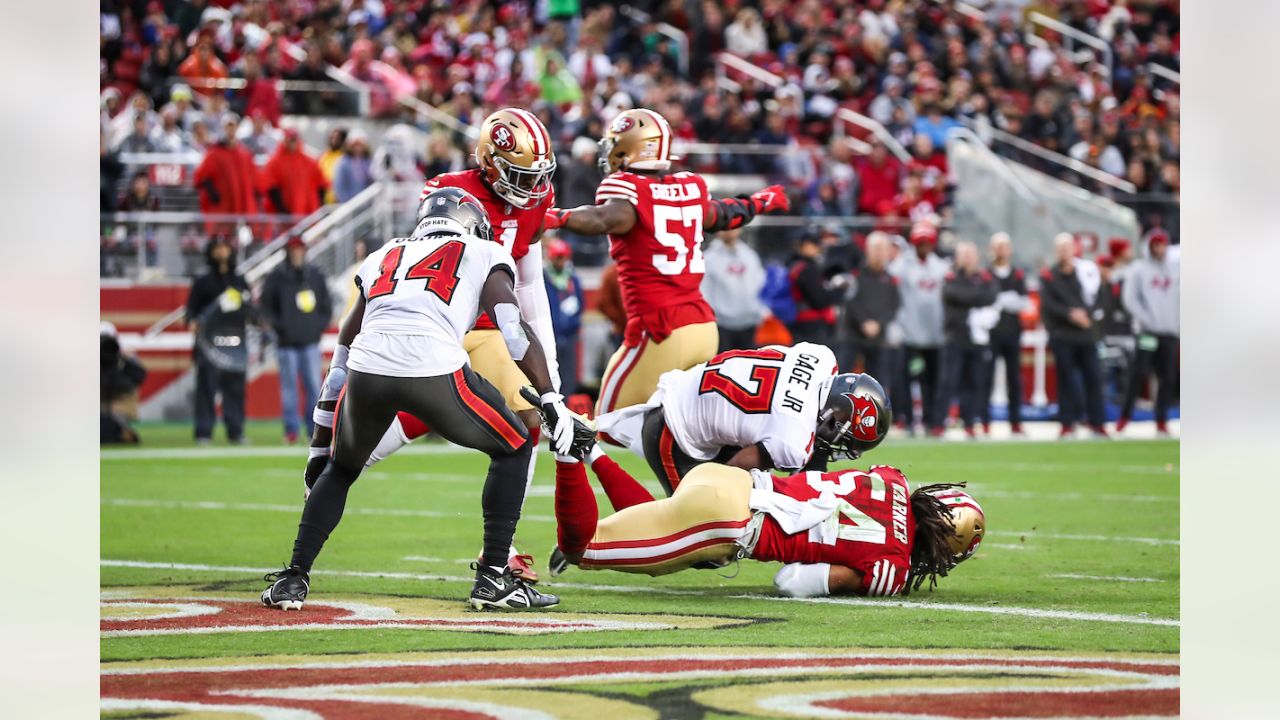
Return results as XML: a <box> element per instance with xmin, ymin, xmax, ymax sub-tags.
<box><xmin>548</xmin><ymin>545</ymin><xmax>571</xmax><ymax>577</ymax></box>
<box><xmin>261</xmin><ymin>566</ymin><xmax>309</xmax><ymax>611</ymax></box>
<box><xmin>469</xmin><ymin>562</ymin><xmax>559</xmax><ymax>611</ymax></box>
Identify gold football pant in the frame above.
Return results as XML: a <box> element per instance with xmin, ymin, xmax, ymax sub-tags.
<box><xmin>580</xmin><ymin>463</ymin><xmax>753</xmax><ymax>576</ymax></box>
<box><xmin>595</xmin><ymin>321</ymin><xmax>718</xmax><ymax>416</ymax></box>
<box><xmin>464</xmin><ymin>329</ymin><xmax>535</xmax><ymax>412</ymax></box>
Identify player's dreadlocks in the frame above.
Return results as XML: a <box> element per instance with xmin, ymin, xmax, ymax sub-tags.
<box><xmin>903</xmin><ymin>482</ymin><xmax>966</xmax><ymax>595</ymax></box>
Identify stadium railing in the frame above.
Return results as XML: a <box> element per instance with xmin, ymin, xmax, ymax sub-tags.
<box><xmin>1026</xmin><ymin>11</ymin><xmax>1114</xmax><ymax>76</ymax></box>
<box><xmin>170</xmin><ymin>77</ymin><xmax>368</xmax><ymax>117</ymax></box>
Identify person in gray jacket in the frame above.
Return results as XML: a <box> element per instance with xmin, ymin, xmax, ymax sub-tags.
<box><xmin>701</xmin><ymin>229</ymin><xmax>768</xmax><ymax>353</ymax></box>
<box><xmin>938</xmin><ymin>242</ymin><xmax>998</xmax><ymax>438</ymax></box>
<box><xmin>1117</xmin><ymin>230</ymin><xmax>1179</xmax><ymax>434</ymax></box>
<box><xmin>888</xmin><ymin>221</ymin><xmax>950</xmax><ymax>434</ymax></box>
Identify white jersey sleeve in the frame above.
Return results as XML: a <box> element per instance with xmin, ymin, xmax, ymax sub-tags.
<box><xmin>760</xmin><ymin>343</ymin><xmax>839</xmax><ymax>471</ymax></box>
<box><xmin>348</xmin><ymin>233</ymin><xmax>513</xmax><ymax>378</ymax></box>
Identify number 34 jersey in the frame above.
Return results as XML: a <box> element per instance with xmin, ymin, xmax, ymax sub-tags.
<box><xmin>660</xmin><ymin>343</ymin><xmax>839</xmax><ymax>471</ymax></box>
<box><xmin>348</xmin><ymin>232</ymin><xmax>516</xmax><ymax>378</ymax></box>
<box><xmin>598</xmin><ymin>170</ymin><xmax>715</xmax><ymax>341</ymax></box>
<box><xmin>750</xmin><ymin>466</ymin><xmax>915</xmax><ymax>597</ymax></box>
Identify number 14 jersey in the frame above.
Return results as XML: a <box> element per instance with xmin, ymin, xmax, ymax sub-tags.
<box><xmin>660</xmin><ymin>343</ymin><xmax>839</xmax><ymax>471</ymax></box>
<box><xmin>349</xmin><ymin>232</ymin><xmax>515</xmax><ymax>378</ymax></box>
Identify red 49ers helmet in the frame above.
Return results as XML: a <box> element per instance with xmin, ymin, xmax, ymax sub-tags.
<box><xmin>815</xmin><ymin>373</ymin><xmax>892</xmax><ymax>459</ymax></box>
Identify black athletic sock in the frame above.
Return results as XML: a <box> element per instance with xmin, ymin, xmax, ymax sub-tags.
<box><xmin>480</xmin><ymin>441</ymin><xmax>533</xmax><ymax>568</ymax></box>
<box><xmin>291</xmin><ymin>461</ymin><xmax>358</xmax><ymax>571</ymax></box>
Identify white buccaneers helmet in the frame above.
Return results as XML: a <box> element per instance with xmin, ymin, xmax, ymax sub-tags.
<box><xmin>474</xmin><ymin>108</ymin><xmax>556</xmax><ymax>208</ymax></box>
<box><xmin>598</xmin><ymin>108</ymin><xmax>676</xmax><ymax>175</ymax></box>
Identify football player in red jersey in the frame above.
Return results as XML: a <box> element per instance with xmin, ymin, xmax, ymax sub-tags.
<box><xmin>549</xmin><ymin>431</ymin><xmax>984</xmax><ymax>597</ymax></box>
<box><xmin>542</xmin><ymin>108</ymin><xmax>792</xmax><ymax>417</ymax></box>
<box><xmin>304</xmin><ymin>108</ymin><xmax>559</xmax><ymax>579</ymax></box>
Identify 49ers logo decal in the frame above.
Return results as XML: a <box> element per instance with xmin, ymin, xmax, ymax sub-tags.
<box><xmin>611</xmin><ymin>115</ymin><xmax>636</xmax><ymax>133</ymax></box>
<box><xmin>847</xmin><ymin>393</ymin><xmax>880</xmax><ymax>443</ymax></box>
<box><xmin>490</xmin><ymin>123</ymin><xmax>517</xmax><ymax>152</ymax></box>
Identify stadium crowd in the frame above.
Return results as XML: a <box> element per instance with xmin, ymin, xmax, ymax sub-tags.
<box><xmin>99</xmin><ymin>0</ymin><xmax>1180</xmax><ymax>438</ymax></box>
<box><xmin>101</xmin><ymin>0</ymin><xmax>1180</xmax><ymax>240</ymax></box>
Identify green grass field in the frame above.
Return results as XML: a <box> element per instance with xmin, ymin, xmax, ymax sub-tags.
<box><xmin>101</xmin><ymin>421</ymin><xmax>1179</xmax><ymax>719</ymax></box>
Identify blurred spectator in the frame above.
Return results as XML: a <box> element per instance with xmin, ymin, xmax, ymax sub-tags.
<box><xmin>222</xmin><ymin>118</ymin><xmax>262</xmax><ymax>225</ymax></box>
<box><xmin>261</xmin><ymin>236</ymin><xmax>332</xmax><ymax>444</ymax></box>
<box><xmin>1092</xmin><ymin>253</ymin><xmax>1135</xmax><ymax>409</ymax></box>
<box><xmin>938</xmin><ymin>242</ymin><xmax>998</xmax><ymax>438</ymax></box>
<box><xmin>138</xmin><ymin>38</ymin><xmax>180</xmax><ymax>109</ymax></box>
<box><xmin>1107</xmin><ymin>237</ymin><xmax>1135</xmax><ymax>275</ymax></box>
<box><xmin>725</xmin><ymin>8</ymin><xmax>768</xmax><ymax>56</ymax></box>
<box><xmin>596</xmin><ymin>262</ymin><xmax>627</xmax><ymax>350</ymax></box>
<box><xmin>262</xmin><ymin>130</ymin><xmax>328</xmax><ymax>216</ymax></box>
<box><xmin>1040</xmin><ymin>234</ymin><xmax>1108</xmax><ymax>437</ymax></box>
<box><xmin>982</xmin><ymin>233</ymin><xmax>1030</xmax><ymax>435</ymax></box>
<box><xmin>237</xmin><ymin>110</ymin><xmax>281</xmax><ymax>156</ymax></box>
<box><xmin>177</xmin><ymin>34</ymin><xmax>229</xmax><ymax>99</ymax></box>
<box><xmin>119</xmin><ymin>113</ymin><xmax>157</xmax><ymax>153</ymax></box>
<box><xmin>819</xmin><ymin>227</ymin><xmax>864</xmax><ymax>277</ymax></box>
<box><xmin>544</xmin><ymin>239</ymin><xmax>585</xmax><ymax>395</ymax></box>
<box><xmin>371</xmin><ymin>124</ymin><xmax>424</xmax><ymax>185</ymax></box>
<box><xmin>702</xmin><ymin>229</ymin><xmax>768</xmax><ymax>353</ymax></box>
<box><xmin>869</xmin><ymin>76</ymin><xmax>913</xmax><ymax>127</ymax></box>
<box><xmin>841</xmin><ymin>232</ymin><xmax>901</xmax><ymax>381</ymax></box>
<box><xmin>854</xmin><ymin>141</ymin><xmax>902</xmax><ymax>215</ymax></box>
<box><xmin>334</xmin><ymin>129</ymin><xmax>374</xmax><ymax>202</ymax></box>
<box><xmin>787</xmin><ymin>235</ymin><xmax>844</xmax><ymax>347</ymax></box>
<box><xmin>100</xmin><ymin>128</ymin><xmax>124</xmax><ymax>213</ymax></box>
<box><xmin>889</xmin><ymin>222</ymin><xmax>949</xmax><ymax>435</ymax></box>
<box><xmin>424</xmin><ymin>133</ymin><xmax>466</xmax><ymax>177</ymax></box>
<box><xmin>232</xmin><ymin>52</ymin><xmax>282</xmax><ymax>125</ymax></box>
<box><xmin>150</xmin><ymin>107</ymin><xmax>191</xmax><ymax>153</ymax></box>
<box><xmin>194</xmin><ymin>130</ymin><xmax>245</xmax><ymax>237</ymax></box>
<box><xmin>318</xmin><ymin>128</ymin><xmax>348</xmax><ymax>204</ymax></box>
<box><xmin>117</xmin><ymin>171</ymin><xmax>160</xmax><ymax>212</ymax></box>
<box><xmin>101</xmin><ymin>322</ymin><xmax>146</xmax><ymax>445</ymax></box>
<box><xmin>912</xmin><ymin>102</ymin><xmax>960</xmax><ymax>150</ymax></box>
<box><xmin>186</xmin><ymin>237</ymin><xmax>251</xmax><ymax>445</ymax></box>
<box><xmin>108</xmin><ymin>92</ymin><xmax>159</xmax><ymax>151</ymax></box>
<box><xmin>1118</xmin><ymin>231</ymin><xmax>1180</xmax><ymax>435</ymax></box>
<box><xmin>161</xmin><ymin>84</ymin><xmax>203</xmax><ymax>132</ymax></box>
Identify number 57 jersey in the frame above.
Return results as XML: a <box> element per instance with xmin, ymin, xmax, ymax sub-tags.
<box><xmin>348</xmin><ymin>232</ymin><xmax>516</xmax><ymax>378</ymax></box>
<box><xmin>661</xmin><ymin>343</ymin><xmax>839</xmax><ymax>471</ymax></box>
<box><xmin>598</xmin><ymin>170</ymin><xmax>715</xmax><ymax>333</ymax></box>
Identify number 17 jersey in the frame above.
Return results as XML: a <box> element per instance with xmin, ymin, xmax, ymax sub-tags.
<box><xmin>349</xmin><ymin>232</ymin><xmax>516</xmax><ymax>378</ymax></box>
<box><xmin>660</xmin><ymin>343</ymin><xmax>839</xmax><ymax>471</ymax></box>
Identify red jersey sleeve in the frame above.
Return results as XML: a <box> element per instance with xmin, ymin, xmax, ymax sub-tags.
<box><xmin>595</xmin><ymin>173</ymin><xmax>640</xmax><ymax>206</ymax></box>
<box><xmin>856</xmin><ymin>557</ymin><xmax>910</xmax><ymax>597</ymax></box>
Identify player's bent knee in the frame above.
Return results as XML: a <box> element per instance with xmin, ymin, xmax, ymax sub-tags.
<box><xmin>517</xmin><ymin>408</ymin><xmax>541</xmax><ymax>432</ymax></box>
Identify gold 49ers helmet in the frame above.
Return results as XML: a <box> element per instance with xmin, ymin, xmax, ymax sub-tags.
<box><xmin>474</xmin><ymin>108</ymin><xmax>556</xmax><ymax>208</ymax></box>
<box><xmin>925</xmin><ymin>486</ymin><xmax>986</xmax><ymax>565</ymax></box>
<box><xmin>598</xmin><ymin>108</ymin><xmax>676</xmax><ymax>175</ymax></box>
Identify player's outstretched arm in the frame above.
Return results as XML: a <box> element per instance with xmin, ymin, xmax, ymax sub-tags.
<box><xmin>543</xmin><ymin>198</ymin><xmax>637</xmax><ymax>236</ymax></box>
<box><xmin>481</xmin><ymin>269</ymin><xmax>576</xmax><ymax>456</ymax></box>
<box><xmin>514</xmin><ymin>241</ymin><xmax>559</xmax><ymax>390</ymax></box>
<box><xmin>774</xmin><ymin>562</ymin><xmax>864</xmax><ymax>598</ymax></box>
<box><xmin>705</xmin><ymin>184</ymin><xmax>790</xmax><ymax>233</ymax></box>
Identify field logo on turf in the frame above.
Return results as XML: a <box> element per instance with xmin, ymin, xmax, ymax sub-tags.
<box><xmin>101</xmin><ymin>646</ymin><xmax>1178</xmax><ymax>719</ymax></box>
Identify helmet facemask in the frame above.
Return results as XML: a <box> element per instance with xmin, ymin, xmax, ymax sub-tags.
<box><xmin>490</xmin><ymin>154</ymin><xmax>555</xmax><ymax>208</ymax></box>
<box><xmin>815</xmin><ymin>406</ymin><xmax>861</xmax><ymax>461</ymax></box>
<box><xmin>596</xmin><ymin>136</ymin><xmax>619</xmax><ymax>175</ymax></box>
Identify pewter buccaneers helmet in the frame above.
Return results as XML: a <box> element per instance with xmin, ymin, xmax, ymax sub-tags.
<box><xmin>598</xmin><ymin>108</ymin><xmax>677</xmax><ymax>175</ymax></box>
<box><xmin>414</xmin><ymin>187</ymin><xmax>493</xmax><ymax>244</ymax></box>
<box><xmin>926</xmin><ymin>487</ymin><xmax>986</xmax><ymax>565</ymax></box>
<box><xmin>474</xmin><ymin>108</ymin><xmax>556</xmax><ymax>208</ymax></box>
<box><xmin>815</xmin><ymin>373</ymin><xmax>892</xmax><ymax>459</ymax></box>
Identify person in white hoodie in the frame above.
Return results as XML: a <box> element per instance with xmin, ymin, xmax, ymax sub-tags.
<box><xmin>1117</xmin><ymin>230</ymin><xmax>1179</xmax><ymax>435</ymax></box>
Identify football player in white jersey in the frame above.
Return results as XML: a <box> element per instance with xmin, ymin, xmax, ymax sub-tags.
<box><xmin>589</xmin><ymin>344</ymin><xmax>891</xmax><ymax>488</ymax></box>
<box><xmin>262</xmin><ymin>188</ymin><xmax>583</xmax><ymax>612</ymax></box>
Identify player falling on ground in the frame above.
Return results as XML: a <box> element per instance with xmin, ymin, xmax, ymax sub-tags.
<box><xmin>549</xmin><ymin>430</ymin><xmax>984</xmax><ymax>598</ymax></box>
<box><xmin>304</xmin><ymin>108</ymin><xmax>559</xmax><ymax>579</ymax></box>
<box><xmin>262</xmin><ymin>188</ymin><xmax>581</xmax><ymax>612</ymax></box>
<box><xmin>549</xmin><ymin>355</ymin><xmax>892</xmax><ymax>575</ymax></box>
<box><xmin>541</xmin><ymin>108</ymin><xmax>792</xmax><ymax>418</ymax></box>
<box><xmin>586</xmin><ymin>342</ymin><xmax>890</xmax><ymax>497</ymax></box>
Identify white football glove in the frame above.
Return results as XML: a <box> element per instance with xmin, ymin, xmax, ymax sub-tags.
<box><xmin>540</xmin><ymin>392</ymin><xmax>575</xmax><ymax>456</ymax></box>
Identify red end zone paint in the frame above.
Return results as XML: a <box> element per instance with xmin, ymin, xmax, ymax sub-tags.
<box><xmin>101</xmin><ymin>652</ymin><xmax>1179</xmax><ymax>719</ymax></box>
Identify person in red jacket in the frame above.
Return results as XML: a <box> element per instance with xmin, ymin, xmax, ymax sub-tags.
<box><xmin>193</xmin><ymin>131</ymin><xmax>246</xmax><ymax>239</ymax></box>
<box><xmin>261</xmin><ymin>129</ymin><xmax>328</xmax><ymax>217</ymax></box>
<box><xmin>854</xmin><ymin>140</ymin><xmax>902</xmax><ymax>215</ymax></box>
<box><xmin>221</xmin><ymin>118</ymin><xmax>262</xmax><ymax>239</ymax></box>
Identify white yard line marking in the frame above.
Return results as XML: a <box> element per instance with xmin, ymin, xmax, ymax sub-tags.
<box><xmin>101</xmin><ymin>443</ymin><xmax>470</xmax><ymax>461</ymax></box>
<box><xmin>401</xmin><ymin>556</ymin><xmax>445</xmax><ymax>563</ymax></box>
<box><xmin>988</xmin><ymin>530</ymin><xmax>1179</xmax><ymax>546</ymax></box>
<box><xmin>904</xmin><ymin>460</ymin><xmax>1178</xmax><ymax>476</ymax></box>
<box><xmin>985</xmin><ymin>543</ymin><xmax>1034</xmax><ymax>551</ymax></box>
<box><xmin>101</xmin><ymin>559</ymin><xmax>1177</xmax><ymax>627</ymax></box>
<box><xmin>101</xmin><ymin>498</ymin><xmax>555</xmax><ymax>524</ymax></box>
<box><xmin>1048</xmin><ymin>573</ymin><xmax>1167</xmax><ymax>583</ymax></box>
<box><xmin>747</xmin><ymin>595</ymin><xmax>1178</xmax><ymax>627</ymax></box>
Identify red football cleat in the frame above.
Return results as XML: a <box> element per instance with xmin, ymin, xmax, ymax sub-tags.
<box><xmin>508</xmin><ymin>552</ymin><xmax>540</xmax><ymax>584</ymax></box>
<box><xmin>1010</xmin><ymin>423</ymin><xmax>1025</xmax><ymax>435</ymax></box>
<box><xmin>1115</xmin><ymin>416</ymin><xmax>1130</xmax><ymax>433</ymax></box>
<box><xmin>1089</xmin><ymin>425</ymin><xmax>1110</xmax><ymax>439</ymax></box>
<box><xmin>1059</xmin><ymin>424</ymin><xmax>1075</xmax><ymax>438</ymax></box>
